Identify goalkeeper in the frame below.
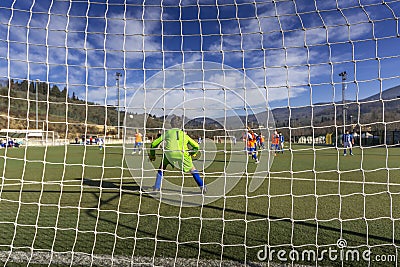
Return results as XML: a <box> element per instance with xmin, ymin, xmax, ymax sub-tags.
<box><xmin>149</xmin><ymin>128</ymin><xmax>207</xmax><ymax>193</ymax></box>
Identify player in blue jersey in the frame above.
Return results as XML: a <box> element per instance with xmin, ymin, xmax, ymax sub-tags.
<box><xmin>279</xmin><ymin>132</ymin><xmax>285</xmax><ymax>153</ymax></box>
<box><xmin>343</xmin><ymin>130</ymin><xmax>354</xmax><ymax>156</ymax></box>
<box><xmin>246</xmin><ymin>129</ymin><xmax>259</xmax><ymax>163</ymax></box>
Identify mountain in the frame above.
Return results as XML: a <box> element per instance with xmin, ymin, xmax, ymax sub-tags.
<box><xmin>363</xmin><ymin>85</ymin><xmax>400</xmax><ymax>101</ymax></box>
<box><xmin>144</xmin><ymin>85</ymin><xmax>400</xmax><ymax>137</ymax></box>
<box><xmin>1</xmin><ymin>79</ymin><xmax>399</xmax><ymax>139</ymax></box>
<box><xmin>208</xmin><ymin>85</ymin><xmax>400</xmax><ymax>138</ymax></box>
<box><xmin>269</xmin><ymin>85</ymin><xmax>400</xmax><ymax>136</ymax></box>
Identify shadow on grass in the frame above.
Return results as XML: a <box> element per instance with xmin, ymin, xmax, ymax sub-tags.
<box><xmin>80</xmin><ymin>178</ymin><xmax>249</xmax><ymax>262</ymax></box>
<box><xmin>82</xmin><ymin>178</ymin><xmax>140</xmax><ymax>191</ymax></box>
<box><xmin>205</xmin><ymin>204</ymin><xmax>400</xmax><ymax>244</ymax></box>
<box><xmin>4</xmin><ymin>177</ymin><xmax>394</xmax><ymax>263</ymax></box>
<box><xmin>79</xmin><ymin>177</ymin><xmax>400</xmax><ymax>263</ymax></box>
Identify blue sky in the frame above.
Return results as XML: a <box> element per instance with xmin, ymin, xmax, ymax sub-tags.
<box><xmin>0</xmin><ymin>0</ymin><xmax>400</xmax><ymax>118</ymax></box>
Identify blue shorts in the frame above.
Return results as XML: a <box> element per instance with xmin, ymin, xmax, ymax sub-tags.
<box><xmin>247</xmin><ymin>147</ymin><xmax>256</xmax><ymax>153</ymax></box>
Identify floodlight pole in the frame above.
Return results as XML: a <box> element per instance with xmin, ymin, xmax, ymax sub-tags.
<box><xmin>339</xmin><ymin>71</ymin><xmax>347</xmax><ymax>134</ymax></box>
<box><xmin>350</xmin><ymin>115</ymin><xmax>353</xmax><ymax>130</ymax></box>
<box><xmin>35</xmin><ymin>79</ymin><xmax>39</xmax><ymax>129</ymax></box>
<box><xmin>116</xmin><ymin>72</ymin><xmax>122</xmax><ymax>139</ymax></box>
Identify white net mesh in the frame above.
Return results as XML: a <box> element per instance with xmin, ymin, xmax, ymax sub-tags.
<box><xmin>0</xmin><ymin>0</ymin><xmax>400</xmax><ymax>266</ymax></box>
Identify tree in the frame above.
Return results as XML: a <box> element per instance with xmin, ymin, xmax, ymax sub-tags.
<box><xmin>10</xmin><ymin>79</ymin><xmax>15</xmax><ymax>90</ymax></box>
<box><xmin>61</xmin><ymin>87</ymin><xmax>67</xmax><ymax>98</ymax></box>
<box><xmin>39</xmin><ymin>82</ymin><xmax>47</xmax><ymax>95</ymax></box>
<box><xmin>50</xmin><ymin>85</ymin><xmax>61</xmax><ymax>98</ymax></box>
<box><xmin>29</xmin><ymin>82</ymin><xmax>35</xmax><ymax>93</ymax></box>
<box><xmin>20</xmin><ymin>79</ymin><xmax>29</xmax><ymax>92</ymax></box>
<box><xmin>72</xmin><ymin>92</ymin><xmax>76</xmax><ymax>100</ymax></box>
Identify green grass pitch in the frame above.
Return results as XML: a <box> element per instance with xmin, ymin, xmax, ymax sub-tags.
<box><xmin>0</xmin><ymin>143</ymin><xmax>399</xmax><ymax>266</ymax></box>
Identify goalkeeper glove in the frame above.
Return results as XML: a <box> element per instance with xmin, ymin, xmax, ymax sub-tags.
<box><xmin>191</xmin><ymin>151</ymin><xmax>201</xmax><ymax>160</ymax></box>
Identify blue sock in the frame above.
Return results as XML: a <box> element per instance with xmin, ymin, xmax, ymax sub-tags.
<box><xmin>252</xmin><ymin>153</ymin><xmax>258</xmax><ymax>160</ymax></box>
<box><xmin>154</xmin><ymin>170</ymin><xmax>163</xmax><ymax>189</ymax></box>
<box><xmin>190</xmin><ymin>169</ymin><xmax>204</xmax><ymax>187</ymax></box>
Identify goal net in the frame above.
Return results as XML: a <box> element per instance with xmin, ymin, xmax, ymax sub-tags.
<box><xmin>0</xmin><ymin>0</ymin><xmax>399</xmax><ymax>266</ymax></box>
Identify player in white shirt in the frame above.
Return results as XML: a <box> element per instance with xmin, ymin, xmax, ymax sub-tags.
<box><xmin>343</xmin><ymin>130</ymin><xmax>354</xmax><ymax>156</ymax></box>
<box><xmin>98</xmin><ymin>138</ymin><xmax>104</xmax><ymax>150</ymax></box>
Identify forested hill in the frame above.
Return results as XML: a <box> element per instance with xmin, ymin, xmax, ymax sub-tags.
<box><xmin>0</xmin><ymin>79</ymin><xmax>167</xmax><ymax>138</ymax></box>
<box><xmin>0</xmin><ymin>79</ymin><xmax>122</xmax><ymax>137</ymax></box>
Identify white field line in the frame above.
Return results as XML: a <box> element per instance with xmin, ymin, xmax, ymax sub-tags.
<box><xmin>0</xmin><ymin>250</ymin><xmax>307</xmax><ymax>267</ymax></box>
<box><xmin>1</xmin><ymin>175</ymin><xmax>400</xmax><ymax>188</ymax></box>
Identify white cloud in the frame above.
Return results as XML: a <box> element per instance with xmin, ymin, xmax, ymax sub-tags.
<box><xmin>125</xmin><ymin>62</ymin><xmax>272</xmax><ymax>119</ymax></box>
<box><xmin>0</xmin><ymin>1</ymin><xmax>384</xmax><ymax>111</ymax></box>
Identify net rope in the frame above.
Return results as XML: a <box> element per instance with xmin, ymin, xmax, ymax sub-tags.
<box><xmin>0</xmin><ymin>0</ymin><xmax>399</xmax><ymax>266</ymax></box>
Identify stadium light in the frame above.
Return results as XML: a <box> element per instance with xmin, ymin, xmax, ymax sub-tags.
<box><xmin>35</xmin><ymin>79</ymin><xmax>39</xmax><ymax>129</ymax></box>
<box><xmin>116</xmin><ymin>72</ymin><xmax>122</xmax><ymax>139</ymax></box>
<box><xmin>339</xmin><ymin>71</ymin><xmax>347</xmax><ymax>134</ymax></box>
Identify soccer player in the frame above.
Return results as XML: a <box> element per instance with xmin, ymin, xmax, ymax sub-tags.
<box><xmin>7</xmin><ymin>138</ymin><xmax>14</xmax><ymax>148</ymax></box>
<box><xmin>279</xmin><ymin>132</ymin><xmax>285</xmax><ymax>153</ymax></box>
<box><xmin>149</xmin><ymin>128</ymin><xmax>207</xmax><ymax>193</ymax></box>
<box><xmin>98</xmin><ymin>137</ymin><xmax>104</xmax><ymax>150</ymax></box>
<box><xmin>343</xmin><ymin>130</ymin><xmax>354</xmax><ymax>156</ymax></box>
<box><xmin>132</xmin><ymin>130</ymin><xmax>143</xmax><ymax>154</ymax></box>
<box><xmin>246</xmin><ymin>129</ymin><xmax>259</xmax><ymax>163</ymax></box>
<box><xmin>271</xmin><ymin>131</ymin><xmax>280</xmax><ymax>155</ymax></box>
<box><xmin>258</xmin><ymin>133</ymin><xmax>265</xmax><ymax>149</ymax></box>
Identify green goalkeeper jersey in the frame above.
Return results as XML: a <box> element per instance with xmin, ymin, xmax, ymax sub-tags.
<box><xmin>150</xmin><ymin>128</ymin><xmax>199</xmax><ymax>158</ymax></box>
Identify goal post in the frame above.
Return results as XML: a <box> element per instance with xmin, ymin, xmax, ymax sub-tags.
<box><xmin>213</xmin><ymin>135</ymin><xmax>237</xmax><ymax>144</ymax></box>
<box><xmin>0</xmin><ymin>0</ymin><xmax>400</xmax><ymax>266</ymax></box>
<box><xmin>0</xmin><ymin>129</ymin><xmax>65</xmax><ymax>146</ymax></box>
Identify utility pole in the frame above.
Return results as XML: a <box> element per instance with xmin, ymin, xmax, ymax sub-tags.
<box><xmin>116</xmin><ymin>72</ymin><xmax>122</xmax><ymax>139</ymax></box>
<box><xmin>339</xmin><ymin>71</ymin><xmax>347</xmax><ymax>135</ymax></box>
<box><xmin>35</xmin><ymin>79</ymin><xmax>40</xmax><ymax>129</ymax></box>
